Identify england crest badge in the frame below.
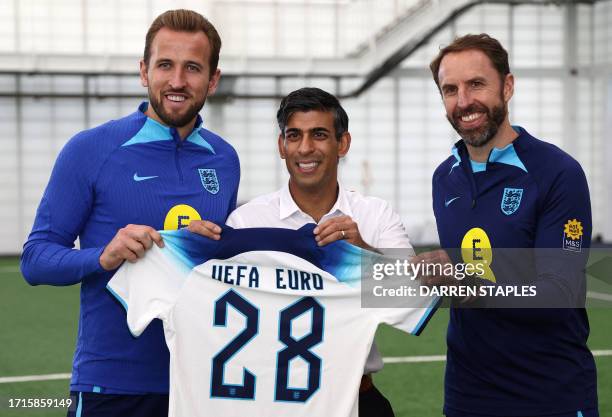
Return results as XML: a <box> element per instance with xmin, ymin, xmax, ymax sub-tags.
<box><xmin>198</xmin><ymin>168</ymin><xmax>219</xmax><ymax>195</ymax></box>
<box><xmin>500</xmin><ymin>187</ymin><xmax>523</xmax><ymax>215</ymax></box>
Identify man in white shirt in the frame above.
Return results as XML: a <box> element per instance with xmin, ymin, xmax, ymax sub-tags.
<box><xmin>190</xmin><ymin>87</ymin><xmax>413</xmax><ymax>417</ymax></box>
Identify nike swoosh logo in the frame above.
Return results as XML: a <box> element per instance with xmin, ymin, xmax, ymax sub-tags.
<box><xmin>445</xmin><ymin>196</ymin><xmax>460</xmax><ymax>207</ymax></box>
<box><xmin>133</xmin><ymin>173</ymin><xmax>159</xmax><ymax>182</ymax></box>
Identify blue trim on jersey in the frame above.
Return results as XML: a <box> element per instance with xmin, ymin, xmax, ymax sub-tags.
<box><xmin>160</xmin><ymin>226</ymin><xmax>369</xmax><ymax>290</ymax></box>
<box><xmin>489</xmin><ymin>143</ymin><xmax>528</xmax><ymax>172</ymax></box>
<box><xmin>318</xmin><ymin>240</ymin><xmax>362</xmax><ymax>287</ymax></box>
<box><xmin>105</xmin><ymin>285</ymin><xmax>139</xmax><ymax>339</ymax></box>
<box><xmin>159</xmin><ymin>230</ymin><xmax>198</xmax><ymax>272</ymax></box>
<box><xmin>186</xmin><ymin>129</ymin><xmax>216</xmax><ymax>154</ymax></box>
<box><xmin>105</xmin><ymin>285</ymin><xmax>128</xmax><ymax>312</ymax></box>
<box><xmin>450</xmin><ymin>131</ymin><xmax>528</xmax><ymax>174</ymax></box>
<box><xmin>411</xmin><ymin>296</ymin><xmax>442</xmax><ymax>336</ymax></box>
<box><xmin>470</xmin><ymin>160</ymin><xmax>487</xmax><ymax>173</ymax></box>
<box><xmin>92</xmin><ymin>385</ymin><xmax>101</xmax><ymax>393</ymax></box>
<box><xmin>76</xmin><ymin>392</ymin><xmax>83</xmax><ymax>417</ymax></box>
<box><xmin>159</xmin><ymin>224</ymin><xmax>367</xmax><ymax>286</ymax></box>
<box><xmin>121</xmin><ymin>117</ymin><xmax>173</xmax><ymax>147</ymax></box>
<box><xmin>121</xmin><ymin>103</ymin><xmax>215</xmax><ymax>153</ymax></box>
<box><xmin>450</xmin><ymin>147</ymin><xmax>461</xmax><ymax>174</ymax></box>
<box><xmin>451</xmin><ymin>146</ymin><xmax>460</xmax><ymax>162</ymax></box>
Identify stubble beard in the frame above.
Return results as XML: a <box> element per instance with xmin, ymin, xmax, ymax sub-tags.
<box><xmin>448</xmin><ymin>100</ymin><xmax>507</xmax><ymax>148</ymax></box>
<box><xmin>148</xmin><ymin>87</ymin><xmax>207</xmax><ymax>129</ymax></box>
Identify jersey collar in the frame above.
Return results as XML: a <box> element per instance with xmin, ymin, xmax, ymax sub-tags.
<box><xmin>122</xmin><ymin>102</ymin><xmax>215</xmax><ymax>154</ymax></box>
<box><xmin>450</xmin><ymin>126</ymin><xmax>528</xmax><ymax>173</ymax></box>
<box><xmin>279</xmin><ymin>181</ymin><xmax>354</xmax><ymax>222</ymax></box>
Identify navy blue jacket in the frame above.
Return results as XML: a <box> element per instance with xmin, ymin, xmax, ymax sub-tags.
<box><xmin>433</xmin><ymin>127</ymin><xmax>597</xmax><ymax>416</ymax></box>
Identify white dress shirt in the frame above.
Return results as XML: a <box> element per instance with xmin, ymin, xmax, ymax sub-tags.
<box><xmin>226</xmin><ymin>182</ymin><xmax>414</xmax><ymax>373</ymax></box>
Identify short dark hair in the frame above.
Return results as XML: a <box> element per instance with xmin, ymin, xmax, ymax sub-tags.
<box><xmin>276</xmin><ymin>87</ymin><xmax>349</xmax><ymax>140</ymax></box>
<box><xmin>429</xmin><ymin>33</ymin><xmax>510</xmax><ymax>89</ymax></box>
<box><xmin>143</xmin><ymin>9</ymin><xmax>222</xmax><ymax>74</ymax></box>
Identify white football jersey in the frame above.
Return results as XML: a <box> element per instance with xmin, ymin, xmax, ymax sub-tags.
<box><xmin>107</xmin><ymin>225</ymin><xmax>438</xmax><ymax>417</ymax></box>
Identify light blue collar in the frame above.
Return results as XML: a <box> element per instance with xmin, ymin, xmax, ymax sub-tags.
<box><xmin>122</xmin><ymin>102</ymin><xmax>215</xmax><ymax>154</ymax></box>
<box><xmin>450</xmin><ymin>127</ymin><xmax>527</xmax><ymax>173</ymax></box>
<box><xmin>486</xmin><ymin>142</ymin><xmax>527</xmax><ymax>172</ymax></box>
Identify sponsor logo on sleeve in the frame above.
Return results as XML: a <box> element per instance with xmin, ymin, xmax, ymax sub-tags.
<box><xmin>562</xmin><ymin>219</ymin><xmax>583</xmax><ymax>252</ymax></box>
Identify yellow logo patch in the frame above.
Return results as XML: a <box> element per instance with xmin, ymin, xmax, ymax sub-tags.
<box><xmin>563</xmin><ymin>219</ymin><xmax>583</xmax><ymax>240</ymax></box>
<box><xmin>164</xmin><ymin>204</ymin><xmax>202</xmax><ymax>230</ymax></box>
<box><xmin>461</xmin><ymin>227</ymin><xmax>496</xmax><ymax>283</ymax></box>
<box><xmin>563</xmin><ymin>219</ymin><xmax>583</xmax><ymax>252</ymax></box>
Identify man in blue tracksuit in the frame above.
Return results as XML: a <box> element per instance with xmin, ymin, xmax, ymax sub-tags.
<box><xmin>420</xmin><ymin>34</ymin><xmax>598</xmax><ymax>416</ymax></box>
<box><xmin>20</xmin><ymin>9</ymin><xmax>239</xmax><ymax>417</ymax></box>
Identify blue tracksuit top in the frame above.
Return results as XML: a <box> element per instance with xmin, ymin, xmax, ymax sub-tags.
<box><xmin>20</xmin><ymin>102</ymin><xmax>240</xmax><ymax>394</ymax></box>
<box><xmin>432</xmin><ymin>126</ymin><xmax>597</xmax><ymax>416</ymax></box>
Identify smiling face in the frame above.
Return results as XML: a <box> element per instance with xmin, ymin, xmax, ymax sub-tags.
<box><xmin>437</xmin><ymin>49</ymin><xmax>513</xmax><ymax>147</ymax></box>
<box><xmin>140</xmin><ymin>27</ymin><xmax>220</xmax><ymax>134</ymax></box>
<box><xmin>278</xmin><ymin>110</ymin><xmax>350</xmax><ymax>193</ymax></box>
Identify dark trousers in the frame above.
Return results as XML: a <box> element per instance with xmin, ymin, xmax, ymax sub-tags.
<box><xmin>67</xmin><ymin>392</ymin><xmax>169</xmax><ymax>417</ymax></box>
<box><xmin>359</xmin><ymin>382</ymin><xmax>395</xmax><ymax>417</ymax></box>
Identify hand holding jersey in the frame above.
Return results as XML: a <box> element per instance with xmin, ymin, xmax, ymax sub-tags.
<box><xmin>22</xmin><ymin>10</ymin><xmax>240</xmax><ymax>417</ymax></box>
<box><xmin>100</xmin><ymin>225</ymin><xmax>165</xmax><ymax>270</ymax></box>
<box><xmin>189</xmin><ymin>87</ymin><xmax>373</xmax><ymax>253</ymax></box>
<box><xmin>191</xmin><ymin>214</ymin><xmax>374</xmax><ymax>252</ymax></box>
<box><xmin>214</xmin><ymin>88</ymin><xmax>415</xmax><ymax>416</ymax></box>
<box><xmin>411</xmin><ymin>249</ymin><xmax>482</xmax><ymax>305</ymax></box>
<box><xmin>410</xmin><ymin>249</ymin><xmax>456</xmax><ymax>287</ymax></box>
<box><xmin>314</xmin><ymin>215</ymin><xmax>374</xmax><ymax>250</ymax></box>
<box><xmin>107</xmin><ymin>226</ymin><xmax>439</xmax><ymax>417</ymax></box>
<box><xmin>97</xmin><ymin>13</ymin><xmax>223</xmax><ymax>274</ymax></box>
<box><xmin>187</xmin><ymin>219</ymin><xmax>223</xmax><ymax>240</ymax></box>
